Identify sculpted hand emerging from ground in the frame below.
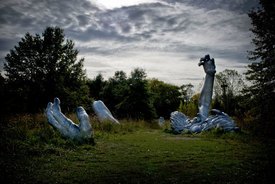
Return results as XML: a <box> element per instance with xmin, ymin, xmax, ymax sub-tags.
<box><xmin>46</xmin><ymin>97</ymin><xmax>93</xmax><ymax>141</ymax></box>
<box><xmin>46</xmin><ymin>97</ymin><xmax>119</xmax><ymax>141</ymax></box>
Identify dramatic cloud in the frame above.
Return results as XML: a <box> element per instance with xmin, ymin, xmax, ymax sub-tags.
<box><xmin>0</xmin><ymin>0</ymin><xmax>259</xmax><ymax>88</ymax></box>
<box><xmin>93</xmin><ymin>0</ymin><xmax>160</xmax><ymax>9</ymax></box>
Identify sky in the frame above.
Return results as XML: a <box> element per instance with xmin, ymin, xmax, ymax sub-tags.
<box><xmin>0</xmin><ymin>0</ymin><xmax>259</xmax><ymax>89</ymax></box>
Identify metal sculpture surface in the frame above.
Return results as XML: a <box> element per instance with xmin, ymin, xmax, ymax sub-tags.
<box><xmin>92</xmin><ymin>100</ymin><xmax>120</xmax><ymax>124</ymax></box>
<box><xmin>46</xmin><ymin>97</ymin><xmax>93</xmax><ymax>141</ymax></box>
<box><xmin>170</xmin><ymin>55</ymin><xmax>238</xmax><ymax>133</ymax></box>
<box><xmin>45</xmin><ymin>54</ymin><xmax>237</xmax><ymax>139</ymax></box>
<box><xmin>46</xmin><ymin>98</ymin><xmax>119</xmax><ymax>141</ymax></box>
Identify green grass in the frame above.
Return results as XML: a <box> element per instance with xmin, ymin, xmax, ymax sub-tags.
<box><xmin>0</xmin><ymin>114</ymin><xmax>274</xmax><ymax>184</ymax></box>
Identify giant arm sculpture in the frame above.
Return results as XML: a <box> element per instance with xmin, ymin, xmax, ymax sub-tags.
<box><xmin>170</xmin><ymin>54</ymin><xmax>238</xmax><ymax>134</ymax></box>
<box><xmin>46</xmin><ymin>98</ymin><xmax>119</xmax><ymax>141</ymax></box>
<box><xmin>198</xmin><ymin>54</ymin><xmax>216</xmax><ymax>122</ymax></box>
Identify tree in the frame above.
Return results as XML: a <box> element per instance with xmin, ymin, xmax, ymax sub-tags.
<box><xmin>148</xmin><ymin>79</ymin><xmax>181</xmax><ymax>118</ymax></box>
<box><xmin>179</xmin><ymin>83</ymin><xmax>194</xmax><ymax>103</ymax></box>
<box><xmin>245</xmin><ymin>0</ymin><xmax>275</xmax><ymax>136</ymax></box>
<box><xmin>4</xmin><ymin>27</ymin><xmax>90</xmax><ymax>112</ymax></box>
<box><xmin>100</xmin><ymin>69</ymin><xmax>156</xmax><ymax>120</ymax></box>
<box><xmin>213</xmin><ymin>69</ymin><xmax>245</xmax><ymax>115</ymax></box>
<box><xmin>177</xmin><ymin>83</ymin><xmax>196</xmax><ymax>117</ymax></box>
<box><xmin>0</xmin><ymin>74</ymin><xmax>8</xmax><ymax>116</ymax></box>
<box><xmin>87</xmin><ymin>73</ymin><xmax>106</xmax><ymax>100</ymax></box>
<box><xmin>214</xmin><ymin>69</ymin><xmax>244</xmax><ymax>97</ymax></box>
<box><xmin>120</xmin><ymin>68</ymin><xmax>156</xmax><ymax>120</ymax></box>
<box><xmin>178</xmin><ymin>93</ymin><xmax>199</xmax><ymax>118</ymax></box>
<box><xmin>101</xmin><ymin>70</ymin><xmax>129</xmax><ymax>117</ymax></box>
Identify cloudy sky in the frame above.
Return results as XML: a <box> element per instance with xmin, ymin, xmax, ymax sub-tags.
<box><xmin>0</xmin><ymin>0</ymin><xmax>259</xmax><ymax>89</ymax></box>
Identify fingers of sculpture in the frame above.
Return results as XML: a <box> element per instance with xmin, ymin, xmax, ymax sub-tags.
<box><xmin>198</xmin><ymin>54</ymin><xmax>210</xmax><ymax>66</ymax></box>
<box><xmin>53</xmin><ymin>97</ymin><xmax>61</xmax><ymax>112</ymax></box>
<box><xmin>45</xmin><ymin>102</ymin><xmax>63</xmax><ymax>130</ymax></box>
<box><xmin>207</xmin><ymin>58</ymin><xmax>216</xmax><ymax>75</ymax></box>
<box><xmin>200</xmin><ymin>57</ymin><xmax>216</xmax><ymax>75</ymax></box>
<box><xmin>45</xmin><ymin>102</ymin><xmax>53</xmax><ymax>119</ymax></box>
<box><xmin>198</xmin><ymin>58</ymin><xmax>205</xmax><ymax>66</ymax></box>
<box><xmin>46</xmin><ymin>102</ymin><xmax>53</xmax><ymax>114</ymax></box>
<box><xmin>77</xmin><ymin>107</ymin><xmax>92</xmax><ymax>134</ymax></box>
<box><xmin>92</xmin><ymin>100</ymin><xmax>119</xmax><ymax>124</ymax></box>
<box><xmin>76</xmin><ymin>106</ymin><xmax>89</xmax><ymax>122</ymax></box>
<box><xmin>52</xmin><ymin>97</ymin><xmax>69</xmax><ymax>125</ymax></box>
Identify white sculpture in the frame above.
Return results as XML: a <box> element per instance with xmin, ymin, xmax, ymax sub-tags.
<box><xmin>45</xmin><ymin>98</ymin><xmax>119</xmax><ymax>141</ymax></box>
<box><xmin>198</xmin><ymin>54</ymin><xmax>216</xmax><ymax>122</ymax></box>
<box><xmin>170</xmin><ymin>55</ymin><xmax>238</xmax><ymax>133</ymax></box>
<box><xmin>92</xmin><ymin>100</ymin><xmax>119</xmax><ymax>124</ymax></box>
<box><xmin>158</xmin><ymin>116</ymin><xmax>165</xmax><ymax>126</ymax></box>
<box><xmin>46</xmin><ymin>97</ymin><xmax>93</xmax><ymax>141</ymax></box>
<box><xmin>45</xmin><ymin>54</ymin><xmax>236</xmax><ymax>140</ymax></box>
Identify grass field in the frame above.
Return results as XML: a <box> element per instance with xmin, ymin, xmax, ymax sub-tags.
<box><xmin>0</xmin><ymin>114</ymin><xmax>274</xmax><ymax>184</ymax></box>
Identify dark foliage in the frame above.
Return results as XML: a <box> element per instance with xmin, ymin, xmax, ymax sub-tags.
<box><xmin>213</xmin><ymin>69</ymin><xmax>245</xmax><ymax>116</ymax></box>
<box><xmin>149</xmin><ymin>79</ymin><xmax>181</xmax><ymax>119</ymax></box>
<box><xmin>87</xmin><ymin>69</ymin><xmax>184</xmax><ymax>120</ymax></box>
<box><xmin>245</xmin><ymin>0</ymin><xmax>275</xmax><ymax>137</ymax></box>
<box><xmin>3</xmin><ymin>27</ymin><xmax>90</xmax><ymax>113</ymax></box>
<box><xmin>98</xmin><ymin>69</ymin><xmax>157</xmax><ymax>120</ymax></box>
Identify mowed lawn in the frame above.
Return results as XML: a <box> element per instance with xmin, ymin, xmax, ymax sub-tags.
<box><xmin>0</xmin><ymin>114</ymin><xmax>274</xmax><ymax>184</ymax></box>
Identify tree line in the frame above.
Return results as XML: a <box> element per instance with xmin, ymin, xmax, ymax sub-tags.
<box><xmin>0</xmin><ymin>27</ymin><xmax>182</xmax><ymax>120</ymax></box>
<box><xmin>0</xmin><ymin>29</ymin><xmax>245</xmax><ymax>121</ymax></box>
<box><xmin>0</xmin><ymin>0</ymin><xmax>274</xmax><ymax>137</ymax></box>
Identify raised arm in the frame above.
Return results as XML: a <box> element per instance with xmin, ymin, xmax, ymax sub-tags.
<box><xmin>198</xmin><ymin>54</ymin><xmax>216</xmax><ymax>122</ymax></box>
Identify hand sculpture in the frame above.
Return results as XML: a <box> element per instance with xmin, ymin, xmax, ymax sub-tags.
<box><xmin>92</xmin><ymin>100</ymin><xmax>119</xmax><ymax>124</ymax></box>
<box><xmin>46</xmin><ymin>98</ymin><xmax>93</xmax><ymax>141</ymax></box>
<box><xmin>170</xmin><ymin>109</ymin><xmax>238</xmax><ymax>133</ymax></box>
<box><xmin>198</xmin><ymin>54</ymin><xmax>216</xmax><ymax>76</ymax></box>
<box><xmin>170</xmin><ymin>54</ymin><xmax>238</xmax><ymax>133</ymax></box>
